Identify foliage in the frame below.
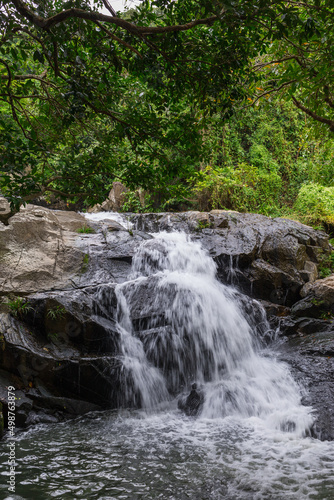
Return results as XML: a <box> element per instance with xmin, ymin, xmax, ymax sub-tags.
<box><xmin>1</xmin><ymin>0</ymin><xmax>334</xmax><ymax>210</ymax></box>
<box><xmin>294</xmin><ymin>183</ymin><xmax>334</xmax><ymax>227</ymax></box>
<box><xmin>77</xmin><ymin>226</ymin><xmax>95</xmax><ymax>234</ymax></box>
<box><xmin>7</xmin><ymin>297</ymin><xmax>33</xmax><ymax>318</ymax></box>
<box><xmin>251</xmin><ymin>0</ymin><xmax>334</xmax><ymax>135</ymax></box>
<box><xmin>191</xmin><ymin>163</ymin><xmax>282</xmax><ymax>215</ymax></box>
<box><xmin>318</xmin><ymin>255</ymin><xmax>334</xmax><ymax>278</ymax></box>
<box><xmin>120</xmin><ymin>191</ymin><xmax>150</xmax><ymax>213</ymax></box>
<box><xmin>81</xmin><ymin>253</ymin><xmax>90</xmax><ymax>273</ymax></box>
<box><xmin>46</xmin><ymin>305</ymin><xmax>66</xmax><ymax>320</ymax></box>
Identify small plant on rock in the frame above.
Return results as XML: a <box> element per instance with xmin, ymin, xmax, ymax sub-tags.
<box><xmin>7</xmin><ymin>298</ymin><xmax>33</xmax><ymax>318</ymax></box>
<box><xmin>318</xmin><ymin>251</ymin><xmax>334</xmax><ymax>278</ymax></box>
<box><xmin>196</xmin><ymin>220</ymin><xmax>213</xmax><ymax>231</ymax></box>
<box><xmin>77</xmin><ymin>226</ymin><xmax>95</xmax><ymax>234</ymax></box>
<box><xmin>47</xmin><ymin>305</ymin><xmax>66</xmax><ymax>321</ymax></box>
<box><xmin>80</xmin><ymin>253</ymin><xmax>90</xmax><ymax>273</ymax></box>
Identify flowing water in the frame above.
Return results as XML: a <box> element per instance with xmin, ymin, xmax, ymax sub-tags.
<box><xmin>1</xmin><ymin>228</ymin><xmax>334</xmax><ymax>499</ymax></box>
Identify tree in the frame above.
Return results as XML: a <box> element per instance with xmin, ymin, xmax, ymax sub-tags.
<box><xmin>0</xmin><ymin>0</ymin><xmax>332</xmax><ymax>209</ymax></box>
<box><xmin>250</xmin><ymin>1</ymin><xmax>334</xmax><ymax>134</ymax></box>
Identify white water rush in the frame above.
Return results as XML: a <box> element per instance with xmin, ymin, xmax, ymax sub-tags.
<box><xmin>113</xmin><ymin>231</ymin><xmax>314</xmax><ymax>436</ymax></box>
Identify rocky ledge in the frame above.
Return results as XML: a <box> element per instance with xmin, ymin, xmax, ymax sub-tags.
<box><xmin>0</xmin><ymin>205</ymin><xmax>333</xmax><ymax>439</ymax></box>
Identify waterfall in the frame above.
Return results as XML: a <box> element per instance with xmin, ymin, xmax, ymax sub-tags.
<box><xmin>99</xmin><ymin>231</ymin><xmax>313</xmax><ymax>435</ymax></box>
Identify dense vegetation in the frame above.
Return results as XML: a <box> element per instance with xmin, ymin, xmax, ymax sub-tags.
<box><xmin>0</xmin><ymin>0</ymin><xmax>333</xmax><ymax>231</ymax></box>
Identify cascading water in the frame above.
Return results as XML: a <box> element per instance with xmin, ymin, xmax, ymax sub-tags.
<box><xmin>109</xmin><ymin>232</ymin><xmax>313</xmax><ymax>435</ymax></box>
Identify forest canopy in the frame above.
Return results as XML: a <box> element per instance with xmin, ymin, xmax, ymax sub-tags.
<box><xmin>0</xmin><ymin>0</ymin><xmax>333</xmax><ymax>225</ymax></box>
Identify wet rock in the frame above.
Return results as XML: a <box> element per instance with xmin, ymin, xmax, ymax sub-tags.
<box><xmin>0</xmin><ymin>402</ymin><xmax>3</xmax><ymax>438</ymax></box>
<box><xmin>130</xmin><ymin>211</ymin><xmax>330</xmax><ymax>305</ymax></box>
<box><xmin>178</xmin><ymin>383</ymin><xmax>204</xmax><ymax>416</ymax></box>
<box><xmin>0</xmin><ymin>311</ymin><xmax>121</xmax><ymax>418</ymax></box>
<box><xmin>1</xmin><ymin>207</ymin><xmax>329</xmax><ymax>305</ymax></box>
<box><xmin>279</xmin><ymin>336</ymin><xmax>334</xmax><ymax>441</ymax></box>
<box><xmin>291</xmin><ymin>298</ymin><xmax>324</xmax><ymax>319</ymax></box>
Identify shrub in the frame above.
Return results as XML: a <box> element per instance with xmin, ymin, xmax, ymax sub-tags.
<box><xmin>294</xmin><ymin>183</ymin><xmax>334</xmax><ymax>227</ymax></box>
<box><xmin>191</xmin><ymin>163</ymin><xmax>282</xmax><ymax>215</ymax></box>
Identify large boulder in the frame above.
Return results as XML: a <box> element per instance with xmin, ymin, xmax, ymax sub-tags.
<box><xmin>0</xmin><ymin>205</ymin><xmax>148</xmax><ymax>296</ymax></box>
<box><xmin>0</xmin><ymin>206</ymin><xmax>87</xmax><ymax>294</ymax></box>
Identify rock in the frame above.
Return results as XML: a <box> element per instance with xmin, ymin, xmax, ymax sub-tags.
<box><xmin>108</xmin><ymin>181</ymin><xmax>128</xmax><ymax>210</ymax></box>
<box><xmin>101</xmin><ymin>199</ymin><xmax>115</xmax><ymax>211</ymax></box>
<box><xmin>187</xmin><ymin>211</ymin><xmax>212</xmax><ymax>230</ymax></box>
<box><xmin>0</xmin><ymin>205</ymin><xmax>148</xmax><ymax>295</ymax></box>
<box><xmin>0</xmin><ymin>311</ymin><xmax>121</xmax><ymax>412</ymax></box>
<box><xmin>0</xmin><ymin>402</ymin><xmax>3</xmax><ymax>438</ymax></box>
<box><xmin>291</xmin><ymin>297</ymin><xmax>325</xmax><ymax>319</ymax></box>
<box><xmin>2</xmin><ymin>206</ymin><xmax>326</xmax><ymax>304</ymax></box>
<box><xmin>130</xmin><ymin>211</ymin><xmax>330</xmax><ymax>305</ymax></box>
<box><xmin>279</xmin><ymin>331</ymin><xmax>334</xmax><ymax>441</ymax></box>
<box><xmin>100</xmin><ymin>219</ymin><xmax>126</xmax><ymax>232</ymax></box>
<box><xmin>300</xmin><ymin>261</ymin><xmax>319</xmax><ymax>283</ymax></box>
<box><xmin>178</xmin><ymin>383</ymin><xmax>204</xmax><ymax>416</ymax></box>
<box><xmin>301</xmin><ymin>275</ymin><xmax>334</xmax><ymax>310</ymax></box>
<box><xmin>87</xmin><ymin>203</ymin><xmax>102</xmax><ymax>213</ymax></box>
<box><xmin>0</xmin><ymin>196</ymin><xmax>11</xmax><ymax>225</ymax></box>
<box><xmin>0</xmin><ymin>206</ymin><xmax>86</xmax><ymax>294</ymax></box>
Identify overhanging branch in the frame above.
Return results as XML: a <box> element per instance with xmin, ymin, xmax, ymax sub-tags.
<box><xmin>11</xmin><ymin>0</ymin><xmax>218</xmax><ymax>35</ymax></box>
<box><xmin>292</xmin><ymin>96</ymin><xmax>334</xmax><ymax>132</ymax></box>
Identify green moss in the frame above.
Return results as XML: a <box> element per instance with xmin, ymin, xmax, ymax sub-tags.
<box><xmin>196</xmin><ymin>220</ymin><xmax>214</xmax><ymax>231</ymax></box>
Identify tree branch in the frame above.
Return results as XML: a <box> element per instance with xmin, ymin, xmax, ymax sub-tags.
<box><xmin>292</xmin><ymin>96</ymin><xmax>334</xmax><ymax>132</ymax></box>
<box><xmin>250</xmin><ymin>80</ymin><xmax>297</xmax><ymax>106</ymax></box>
<box><xmin>102</xmin><ymin>0</ymin><xmax>116</xmax><ymax>17</ymax></box>
<box><xmin>324</xmin><ymin>85</ymin><xmax>334</xmax><ymax>109</ymax></box>
<box><xmin>253</xmin><ymin>55</ymin><xmax>306</xmax><ymax>70</ymax></box>
<box><xmin>94</xmin><ymin>21</ymin><xmax>143</xmax><ymax>58</ymax></box>
<box><xmin>11</xmin><ymin>0</ymin><xmax>218</xmax><ymax>35</ymax></box>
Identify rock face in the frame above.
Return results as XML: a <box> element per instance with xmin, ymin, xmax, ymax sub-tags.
<box><xmin>131</xmin><ymin>211</ymin><xmax>331</xmax><ymax>306</ymax></box>
<box><xmin>300</xmin><ymin>275</ymin><xmax>334</xmax><ymax>313</ymax></box>
<box><xmin>0</xmin><ymin>206</ymin><xmax>88</xmax><ymax>294</ymax></box>
<box><xmin>1</xmin><ymin>207</ymin><xmax>330</xmax><ymax>302</ymax></box>
<box><xmin>278</xmin><ymin>319</ymin><xmax>334</xmax><ymax>441</ymax></box>
<box><xmin>0</xmin><ymin>205</ymin><xmax>333</xmax><ymax>438</ymax></box>
<box><xmin>0</xmin><ymin>205</ymin><xmax>142</xmax><ymax>295</ymax></box>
